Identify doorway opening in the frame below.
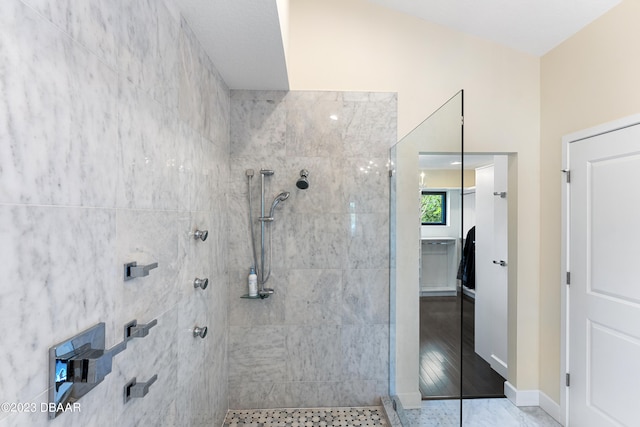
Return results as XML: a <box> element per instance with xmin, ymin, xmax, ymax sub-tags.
<box><xmin>418</xmin><ymin>153</ymin><xmax>513</xmax><ymax>400</ymax></box>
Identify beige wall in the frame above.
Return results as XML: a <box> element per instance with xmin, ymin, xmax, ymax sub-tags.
<box><xmin>286</xmin><ymin>0</ymin><xmax>542</xmax><ymax>400</ymax></box>
<box><xmin>540</xmin><ymin>0</ymin><xmax>640</xmax><ymax>403</ymax></box>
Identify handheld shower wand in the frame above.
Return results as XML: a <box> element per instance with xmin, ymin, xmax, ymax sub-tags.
<box><xmin>269</xmin><ymin>192</ymin><xmax>290</xmax><ymax>217</ymax></box>
<box><xmin>259</xmin><ymin>191</ymin><xmax>290</xmax><ymax>222</ymax></box>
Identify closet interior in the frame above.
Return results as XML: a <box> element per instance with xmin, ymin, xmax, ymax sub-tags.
<box><xmin>418</xmin><ymin>154</ymin><xmax>508</xmax><ymax>399</ymax></box>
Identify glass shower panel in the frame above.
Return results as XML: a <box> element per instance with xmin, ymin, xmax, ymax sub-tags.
<box><xmin>389</xmin><ymin>91</ymin><xmax>463</xmax><ymax>425</ymax></box>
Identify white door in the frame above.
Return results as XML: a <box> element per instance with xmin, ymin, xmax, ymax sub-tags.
<box><xmin>569</xmin><ymin>123</ymin><xmax>640</xmax><ymax>426</ymax></box>
<box><xmin>475</xmin><ymin>165</ymin><xmax>494</xmax><ymax>365</ymax></box>
<box><xmin>491</xmin><ymin>155</ymin><xmax>509</xmax><ymax>376</ymax></box>
<box><xmin>474</xmin><ymin>156</ymin><xmax>509</xmax><ymax>378</ymax></box>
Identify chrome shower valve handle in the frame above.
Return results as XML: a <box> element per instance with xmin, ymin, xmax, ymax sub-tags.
<box><xmin>123</xmin><ymin>261</ymin><xmax>158</xmax><ymax>281</ymax></box>
<box><xmin>123</xmin><ymin>375</ymin><xmax>158</xmax><ymax>403</ymax></box>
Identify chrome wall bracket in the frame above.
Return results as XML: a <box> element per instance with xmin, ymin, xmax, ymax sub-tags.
<box><xmin>48</xmin><ymin>323</ymin><xmax>127</xmax><ymax>419</ymax></box>
<box><xmin>493</xmin><ymin>191</ymin><xmax>507</xmax><ymax>198</ymax></box>
<box><xmin>124</xmin><ymin>319</ymin><xmax>158</xmax><ymax>341</ymax></box>
<box><xmin>123</xmin><ymin>375</ymin><xmax>158</xmax><ymax>403</ymax></box>
<box><xmin>123</xmin><ymin>261</ymin><xmax>158</xmax><ymax>281</ymax></box>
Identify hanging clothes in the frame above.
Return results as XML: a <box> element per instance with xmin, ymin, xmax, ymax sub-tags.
<box><xmin>457</xmin><ymin>226</ymin><xmax>476</xmax><ymax>289</ymax></box>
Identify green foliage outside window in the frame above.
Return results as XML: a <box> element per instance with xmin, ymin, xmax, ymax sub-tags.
<box><xmin>421</xmin><ymin>191</ymin><xmax>446</xmax><ymax>225</ymax></box>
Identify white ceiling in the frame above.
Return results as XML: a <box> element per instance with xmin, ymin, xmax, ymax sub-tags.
<box><xmin>419</xmin><ymin>154</ymin><xmax>495</xmax><ymax>170</ymax></box>
<box><xmin>178</xmin><ymin>0</ymin><xmax>289</xmax><ymax>90</ymax></box>
<box><xmin>368</xmin><ymin>0</ymin><xmax>621</xmax><ymax>56</ymax></box>
<box><xmin>176</xmin><ymin>0</ymin><xmax>620</xmax><ymax>90</ymax></box>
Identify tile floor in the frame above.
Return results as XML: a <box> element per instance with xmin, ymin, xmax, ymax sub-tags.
<box><xmin>222</xmin><ymin>398</ymin><xmax>562</xmax><ymax>427</ymax></box>
<box><xmin>223</xmin><ymin>407</ymin><xmax>388</xmax><ymax>426</ymax></box>
<box><xmin>404</xmin><ymin>399</ymin><xmax>562</xmax><ymax>427</ymax></box>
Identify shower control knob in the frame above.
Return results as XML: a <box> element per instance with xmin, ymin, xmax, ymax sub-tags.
<box><xmin>193</xmin><ymin>229</ymin><xmax>208</xmax><ymax>241</ymax></box>
<box><xmin>193</xmin><ymin>326</ymin><xmax>208</xmax><ymax>339</ymax></box>
<box><xmin>193</xmin><ymin>278</ymin><xmax>209</xmax><ymax>290</ymax></box>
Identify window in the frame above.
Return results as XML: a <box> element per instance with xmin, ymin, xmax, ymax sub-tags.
<box><xmin>421</xmin><ymin>191</ymin><xmax>447</xmax><ymax>225</ymax></box>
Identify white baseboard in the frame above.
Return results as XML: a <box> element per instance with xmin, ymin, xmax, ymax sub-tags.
<box><xmin>396</xmin><ymin>391</ymin><xmax>422</xmax><ymax>409</ymax></box>
<box><xmin>490</xmin><ymin>354</ymin><xmax>508</xmax><ymax>379</ymax></box>
<box><xmin>504</xmin><ymin>383</ymin><xmax>563</xmax><ymax>425</ymax></box>
<box><xmin>504</xmin><ymin>382</ymin><xmax>539</xmax><ymax>406</ymax></box>
<box><xmin>538</xmin><ymin>391</ymin><xmax>562</xmax><ymax>424</ymax></box>
<box><xmin>419</xmin><ymin>289</ymin><xmax>457</xmax><ymax>297</ymax></box>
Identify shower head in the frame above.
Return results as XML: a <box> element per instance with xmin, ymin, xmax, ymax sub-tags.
<box><xmin>274</xmin><ymin>191</ymin><xmax>290</xmax><ymax>203</ymax></box>
<box><xmin>296</xmin><ymin>169</ymin><xmax>309</xmax><ymax>190</ymax></box>
<box><xmin>268</xmin><ymin>191</ymin><xmax>290</xmax><ymax>217</ymax></box>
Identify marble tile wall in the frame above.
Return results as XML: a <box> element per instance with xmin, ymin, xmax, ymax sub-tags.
<box><xmin>0</xmin><ymin>1</ymin><xmax>229</xmax><ymax>426</ymax></box>
<box><xmin>227</xmin><ymin>91</ymin><xmax>397</xmax><ymax>408</ymax></box>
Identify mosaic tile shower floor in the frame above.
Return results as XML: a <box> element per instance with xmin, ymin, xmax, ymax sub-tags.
<box><xmin>224</xmin><ymin>407</ymin><xmax>388</xmax><ymax>427</ymax></box>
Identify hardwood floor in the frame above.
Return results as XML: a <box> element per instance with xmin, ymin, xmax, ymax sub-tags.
<box><xmin>419</xmin><ymin>294</ymin><xmax>505</xmax><ymax>399</ymax></box>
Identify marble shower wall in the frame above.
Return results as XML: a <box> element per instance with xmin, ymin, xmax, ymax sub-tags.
<box><xmin>0</xmin><ymin>1</ymin><xmax>229</xmax><ymax>426</ymax></box>
<box><xmin>228</xmin><ymin>90</ymin><xmax>396</xmax><ymax>408</ymax></box>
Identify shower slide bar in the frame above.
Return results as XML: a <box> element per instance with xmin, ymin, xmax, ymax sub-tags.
<box><xmin>246</xmin><ymin>168</ymin><xmax>290</xmax><ymax>298</ymax></box>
